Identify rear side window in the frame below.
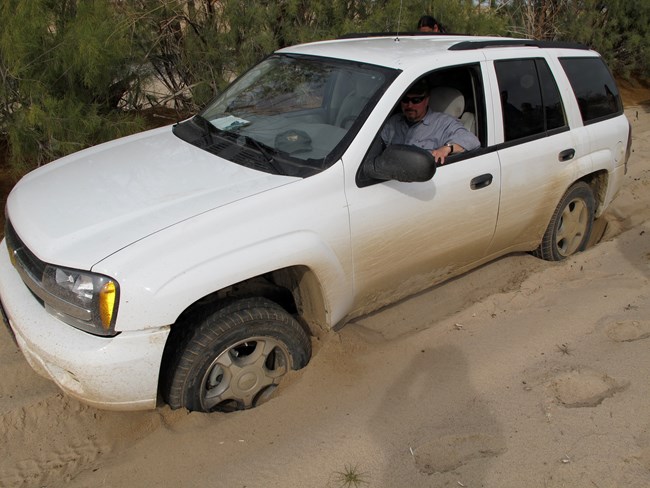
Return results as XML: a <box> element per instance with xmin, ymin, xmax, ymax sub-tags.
<box><xmin>537</xmin><ymin>61</ymin><xmax>565</xmax><ymax>131</ymax></box>
<box><xmin>559</xmin><ymin>57</ymin><xmax>623</xmax><ymax>124</ymax></box>
<box><xmin>495</xmin><ymin>58</ymin><xmax>567</xmax><ymax>142</ymax></box>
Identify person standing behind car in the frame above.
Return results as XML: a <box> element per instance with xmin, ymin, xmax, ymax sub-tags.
<box><xmin>381</xmin><ymin>80</ymin><xmax>480</xmax><ymax>165</ymax></box>
<box><xmin>417</xmin><ymin>15</ymin><xmax>446</xmax><ymax>33</ymax></box>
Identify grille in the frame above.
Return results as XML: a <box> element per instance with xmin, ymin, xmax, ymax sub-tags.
<box><xmin>5</xmin><ymin>219</ymin><xmax>46</xmax><ymax>285</ymax></box>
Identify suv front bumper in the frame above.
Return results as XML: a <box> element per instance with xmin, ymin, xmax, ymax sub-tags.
<box><xmin>0</xmin><ymin>240</ymin><xmax>169</xmax><ymax>410</ymax></box>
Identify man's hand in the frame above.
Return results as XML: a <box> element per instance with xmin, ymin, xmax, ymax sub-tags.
<box><xmin>431</xmin><ymin>144</ymin><xmax>454</xmax><ymax>165</ymax></box>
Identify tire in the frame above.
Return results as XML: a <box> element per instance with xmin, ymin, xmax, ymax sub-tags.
<box><xmin>532</xmin><ymin>181</ymin><xmax>595</xmax><ymax>261</ymax></box>
<box><xmin>164</xmin><ymin>297</ymin><xmax>311</xmax><ymax>413</ymax></box>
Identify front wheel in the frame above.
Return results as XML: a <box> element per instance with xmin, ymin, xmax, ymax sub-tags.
<box><xmin>164</xmin><ymin>297</ymin><xmax>311</xmax><ymax>413</ymax></box>
<box><xmin>532</xmin><ymin>181</ymin><xmax>595</xmax><ymax>261</ymax></box>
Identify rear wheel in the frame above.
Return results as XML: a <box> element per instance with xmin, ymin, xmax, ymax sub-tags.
<box><xmin>164</xmin><ymin>297</ymin><xmax>311</xmax><ymax>412</ymax></box>
<box><xmin>533</xmin><ymin>182</ymin><xmax>595</xmax><ymax>261</ymax></box>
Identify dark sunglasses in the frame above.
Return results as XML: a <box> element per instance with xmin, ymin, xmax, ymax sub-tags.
<box><xmin>400</xmin><ymin>95</ymin><xmax>427</xmax><ymax>104</ymax></box>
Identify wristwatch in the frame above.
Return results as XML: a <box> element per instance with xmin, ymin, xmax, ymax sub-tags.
<box><xmin>445</xmin><ymin>142</ymin><xmax>454</xmax><ymax>155</ymax></box>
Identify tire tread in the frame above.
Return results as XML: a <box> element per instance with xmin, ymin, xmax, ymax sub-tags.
<box><xmin>163</xmin><ymin>297</ymin><xmax>310</xmax><ymax>411</ymax></box>
<box><xmin>532</xmin><ymin>181</ymin><xmax>595</xmax><ymax>261</ymax></box>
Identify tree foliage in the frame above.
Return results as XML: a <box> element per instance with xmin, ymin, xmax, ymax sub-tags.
<box><xmin>0</xmin><ymin>0</ymin><xmax>145</xmax><ymax>171</ymax></box>
<box><xmin>0</xmin><ymin>0</ymin><xmax>647</xmax><ymax>172</ymax></box>
<box><xmin>560</xmin><ymin>0</ymin><xmax>650</xmax><ymax>79</ymax></box>
<box><xmin>497</xmin><ymin>0</ymin><xmax>650</xmax><ymax>78</ymax></box>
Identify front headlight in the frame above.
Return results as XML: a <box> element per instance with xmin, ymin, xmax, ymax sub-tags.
<box><xmin>41</xmin><ymin>265</ymin><xmax>119</xmax><ymax>336</ymax></box>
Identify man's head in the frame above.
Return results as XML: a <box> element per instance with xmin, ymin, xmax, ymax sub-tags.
<box><xmin>417</xmin><ymin>15</ymin><xmax>440</xmax><ymax>33</ymax></box>
<box><xmin>401</xmin><ymin>80</ymin><xmax>430</xmax><ymax>123</ymax></box>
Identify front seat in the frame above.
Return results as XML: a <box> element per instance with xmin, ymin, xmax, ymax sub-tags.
<box><xmin>429</xmin><ymin>86</ymin><xmax>476</xmax><ymax>134</ymax></box>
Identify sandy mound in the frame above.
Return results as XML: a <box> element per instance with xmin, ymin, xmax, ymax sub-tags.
<box><xmin>547</xmin><ymin>368</ymin><xmax>628</xmax><ymax>408</ymax></box>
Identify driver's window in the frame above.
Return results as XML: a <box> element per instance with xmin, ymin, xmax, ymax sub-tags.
<box><xmin>379</xmin><ymin>64</ymin><xmax>485</xmax><ymax>159</ymax></box>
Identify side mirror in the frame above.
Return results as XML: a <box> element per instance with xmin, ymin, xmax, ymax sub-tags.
<box><xmin>361</xmin><ymin>144</ymin><xmax>436</xmax><ymax>185</ymax></box>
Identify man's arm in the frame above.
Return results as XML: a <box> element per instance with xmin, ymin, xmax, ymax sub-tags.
<box><xmin>431</xmin><ymin>114</ymin><xmax>480</xmax><ymax>165</ymax></box>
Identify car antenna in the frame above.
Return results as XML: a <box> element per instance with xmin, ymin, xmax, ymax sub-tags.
<box><xmin>394</xmin><ymin>0</ymin><xmax>403</xmax><ymax>42</ymax></box>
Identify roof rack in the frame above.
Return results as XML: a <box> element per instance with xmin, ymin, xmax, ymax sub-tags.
<box><xmin>449</xmin><ymin>39</ymin><xmax>589</xmax><ymax>51</ymax></box>
<box><xmin>338</xmin><ymin>32</ymin><xmax>462</xmax><ymax>40</ymax></box>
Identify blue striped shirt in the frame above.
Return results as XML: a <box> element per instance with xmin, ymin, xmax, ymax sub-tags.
<box><xmin>381</xmin><ymin>110</ymin><xmax>480</xmax><ymax>152</ymax></box>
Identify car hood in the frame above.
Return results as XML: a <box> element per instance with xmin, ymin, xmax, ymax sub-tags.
<box><xmin>6</xmin><ymin>126</ymin><xmax>298</xmax><ymax>269</ymax></box>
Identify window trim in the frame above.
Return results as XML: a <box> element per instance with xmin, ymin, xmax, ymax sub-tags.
<box><xmin>494</xmin><ymin>57</ymin><xmax>569</xmax><ymax>144</ymax></box>
<box><xmin>356</xmin><ymin>62</ymin><xmax>488</xmax><ymax>187</ymax></box>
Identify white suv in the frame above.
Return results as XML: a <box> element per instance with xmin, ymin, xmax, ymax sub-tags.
<box><xmin>0</xmin><ymin>34</ymin><xmax>631</xmax><ymax>412</ymax></box>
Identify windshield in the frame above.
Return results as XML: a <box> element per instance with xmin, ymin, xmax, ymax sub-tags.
<box><xmin>173</xmin><ymin>54</ymin><xmax>396</xmax><ymax>177</ymax></box>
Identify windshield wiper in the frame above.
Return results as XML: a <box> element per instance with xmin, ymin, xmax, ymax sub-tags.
<box><xmin>178</xmin><ymin>116</ymin><xmax>285</xmax><ymax>175</ymax></box>
<box><xmin>242</xmin><ymin>136</ymin><xmax>284</xmax><ymax>175</ymax></box>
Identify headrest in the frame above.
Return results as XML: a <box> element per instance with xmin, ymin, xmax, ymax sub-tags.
<box><xmin>429</xmin><ymin>87</ymin><xmax>465</xmax><ymax>118</ymax></box>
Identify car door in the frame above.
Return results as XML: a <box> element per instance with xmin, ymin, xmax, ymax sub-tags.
<box><xmin>485</xmin><ymin>53</ymin><xmax>592</xmax><ymax>255</ymax></box>
<box><xmin>343</xmin><ymin>64</ymin><xmax>501</xmax><ymax>316</ymax></box>
<box><xmin>346</xmin><ymin>62</ymin><xmax>501</xmax><ymax>315</ymax></box>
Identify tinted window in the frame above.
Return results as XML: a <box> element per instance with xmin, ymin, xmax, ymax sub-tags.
<box><xmin>495</xmin><ymin>58</ymin><xmax>567</xmax><ymax>142</ymax></box>
<box><xmin>559</xmin><ymin>57</ymin><xmax>623</xmax><ymax>124</ymax></box>
<box><xmin>537</xmin><ymin>60</ymin><xmax>566</xmax><ymax>131</ymax></box>
<box><xmin>496</xmin><ymin>59</ymin><xmax>544</xmax><ymax>141</ymax></box>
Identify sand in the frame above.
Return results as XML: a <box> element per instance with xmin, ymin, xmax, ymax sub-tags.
<box><xmin>1</xmin><ymin>104</ymin><xmax>649</xmax><ymax>488</ymax></box>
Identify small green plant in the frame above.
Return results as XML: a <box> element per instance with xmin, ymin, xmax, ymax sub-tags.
<box><xmin>333</xmin><ymin>464</ymin><xmax>369</xmax><ymax>488</ymax></box>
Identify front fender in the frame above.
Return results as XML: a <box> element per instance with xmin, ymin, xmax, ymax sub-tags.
<box><xmin>93</xmin><ymin>165</ymin><xmax>353</xmax><ymax>332</ymax></box>
<box><xmin>152</xmin><ymin>230</ymin><xmax>351</xmax><ymax>330</ymax></box>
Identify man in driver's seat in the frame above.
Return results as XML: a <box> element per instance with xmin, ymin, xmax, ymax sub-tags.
<box><xmin>381</xmin><ymin>79</ymin><xmax>480</xmax><ymax>165</ymax></box>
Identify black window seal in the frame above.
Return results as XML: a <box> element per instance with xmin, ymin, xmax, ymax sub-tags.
<box><xmin>582</xmin><ymin>112</ymin><xmax>626</xmax><ymax>126</ymax></box>
<box><xmin>494</xmin><ymin>125</ymin><xmax>570</xmax><ymax>151</ymax></box>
